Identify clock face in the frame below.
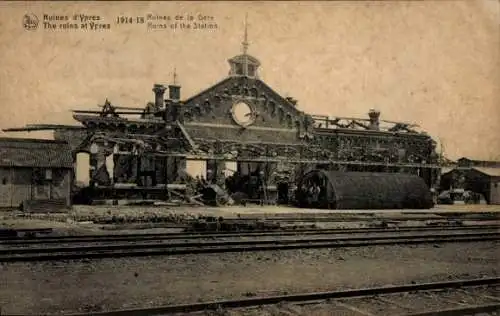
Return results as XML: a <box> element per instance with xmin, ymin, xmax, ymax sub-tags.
<box><xmin>231</xmin><ymin>101</ymin><xmax>255</xmax><ymax>127</ymax></box>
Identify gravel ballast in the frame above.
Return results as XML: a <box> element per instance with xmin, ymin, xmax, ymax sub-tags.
<box><xmin>0</xmin><ymin>241</ymin><xmax>498</xmax><ymax>315</ymax></box>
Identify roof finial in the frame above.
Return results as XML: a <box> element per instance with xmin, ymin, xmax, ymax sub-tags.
<box><xmin>242</xmin><ymin>13</ymin><xmax>249</xmax><ymax>55</ymax></box>
<box><xmin>173</xmin><ymin>68</ymin><xmax>178</xmax><ymax>85</ymax></box>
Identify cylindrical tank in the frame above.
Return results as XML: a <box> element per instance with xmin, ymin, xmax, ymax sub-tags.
<box><xmin>295</xmin><ymin>170</ymin><xmax>434</xmax><ymax>210</ymax></box>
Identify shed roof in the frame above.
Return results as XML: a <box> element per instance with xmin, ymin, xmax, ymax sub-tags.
<box><xmin>457</xmin><ymin>157</ymin><xmax>500</xmax><ymax>168</ymax></box>
<box><xmin>0</xmin><ymin>138</ymin><xmax>73</xmax><ymax>168</ymax></box>
<box><xmin>441</xmin><ymin>167</ymin><xmax>455</xmax><ymax>175</ymax></box>
<box><xmin>472</xmin><ymin>167</ymin><xmax>500</xmax><ymax>177</ymax></box>
<box><xmin>441</xmin><ymin>166</ymin><xmax>500</xmax><ymax>178</ymax></box>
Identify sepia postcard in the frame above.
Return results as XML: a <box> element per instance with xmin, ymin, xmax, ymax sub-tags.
<box><xmin>0</xmin><ymin>1</ymin><xmax>499</xmax><ymax>316</ymax></box>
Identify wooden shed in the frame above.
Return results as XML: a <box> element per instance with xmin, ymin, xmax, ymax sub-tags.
<box><xmin>0</xmin><ymin>138</ymin><xmax>73</xmax><ymax>211</ymax></box>
<box><xmin>440</xmin><ymin>166</ymin><xmax>500</xmax><ymax>205</ymax></box>
<box><xmin>295</xmin><ymin>170</ymin><xmax>434</xmax><ymax>210</ymax></box>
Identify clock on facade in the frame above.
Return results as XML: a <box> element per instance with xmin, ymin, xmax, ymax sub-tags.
<box><xmin>231</xmin><ymin>101</ymin><xmax>256</xmax><ymax>127</ymax></box>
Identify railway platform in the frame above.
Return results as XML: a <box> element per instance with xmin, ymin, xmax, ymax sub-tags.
<box><xmin>167</xmin><ymin>204</ymin><xmax>500</xmax><ymax>217</ymax></box>
<box><xmin>1</xmin><ymin>204</ymin><xmax>499</xmax><ymax>237</ymax></box>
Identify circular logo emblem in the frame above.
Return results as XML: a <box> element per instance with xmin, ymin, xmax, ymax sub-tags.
<box><xmin>23</xmin><ymin>13</ymin><xmax>39</xmax><ymax>31</ymax></box>
<box><xmin>231</xmin><ymin>101</ymin><xmax>256</xmax><ymax>127</ymax></box>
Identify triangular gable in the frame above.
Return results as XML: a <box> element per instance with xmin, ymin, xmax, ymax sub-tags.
<box><xmin>180</xmin><ymin>76</ymin><xmax>307</xmax><ymax>131</ymax></box>
<box><xmin>182</xmin><ymin>77</ymin><xmax>233</xmax><ymax>105</ymax></box>
<box><xmin>254</xmin><ymin>79</ymin><xmax>304</xmax><ymax>116</ymax></box>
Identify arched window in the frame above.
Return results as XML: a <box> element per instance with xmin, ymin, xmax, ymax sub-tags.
<box><xmin>278</xmin><ymin>107</ymin><xmax>285</xmax><ymax>123</ymax></box>
<box><xmin>214</xmin><ymin>95</ymin><xmax>222</xmax><ymax>105</ymax></box>
<box><xmin>203</xmin><ymin>100</ymin><xmax>212</xmax><ymax>112</ymax></box>
<box><xmin>269</xmin><ymin>101</ymin><xmax>276</xmax><ymax>117</ymax></box>
<box><xmin>184</xmin><ymin>111</ymin><xmax>193</xmax><ymax>121</ymax></box>
<box><xmin>235</xmin><ymin>63</ymin><xmax>243</xmax><ymax>75</ymax></box>
<box><xmin>232</xmin><ymin>85</ymin><xmax>240</xmax><ymax>95</ymax></box>
<box><xmin>248</xmin><ymin>65</ymin><xmax>255</xmax><ymax>77</ymax></box>
<box><xmin>251</xmin><ymin>88</ymin><xmax>259</xmax><ymax>98</ymax></box>
<box><xmin>193</xmin><ymin>106</ymin><xmax>202</xmax><ymax>116</ymax></box>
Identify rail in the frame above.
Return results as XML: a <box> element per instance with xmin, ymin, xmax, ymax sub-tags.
<box><xmin>1</xmin><ymin>231</ymin><xmax>499</xmax><ymax>262</ymax></box>
<box><xmin>38</xmin><ymin>277</ymin><xmax>500</xmax><ymax>316</ymax></box>
<box><xmin>2</xmin><ymin>224</ymin><xmax>499</xmax><ymax>245</ymax></box>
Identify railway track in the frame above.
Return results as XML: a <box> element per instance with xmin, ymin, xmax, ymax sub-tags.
<box><xmin>17</xmin><ymin>277</ymin><xmax>498</xmax><ymax>316</ymax></box>
<box><xmin>221</xmin><ymin>214</ymin><xmax>499</xmax><ymax>222</ymax></box>
<box><xmin>56</xmin><ymin>214</ymin><xmax>500</xmax><ymax>229</ymax></box>
<box><xmin>1</xmin><ymin>230</ymin><xmax>499</xmax><ymax>262</ymax></box>
<box><xmin>2</xmin><ymin>224</ymin><xmax>499</xmax><ymax>245</ymax></box>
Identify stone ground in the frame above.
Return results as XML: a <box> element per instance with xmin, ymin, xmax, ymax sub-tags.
<box><xmin>0</xmin><ymin>242</ymin><xmax>497</xmax><ymax>315</ymax></box>
<box><xmin>0</xmin><ymin>205</ymin><xmax>498</xmax><ymax>315</ymax></box>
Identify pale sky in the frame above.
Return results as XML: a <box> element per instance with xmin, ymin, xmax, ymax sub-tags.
<box><xmin>0</xmin><ymin>1</ymin><xmax>499</xmax><ymax>161</ymax></box>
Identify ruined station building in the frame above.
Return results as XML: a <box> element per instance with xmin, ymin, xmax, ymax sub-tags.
<box><xmin>4</xmin><ymin>27</ymin><xmax>440</xmax><ymax>207</ymax></box>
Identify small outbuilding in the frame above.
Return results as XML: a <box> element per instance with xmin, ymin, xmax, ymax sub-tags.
<box><xmin>440</xmin><ymin>165</ymin><xmax>500</xmax><ymax>205</ymax></box>
<box><xmin>0</xmin><ymin>138</ymin><xmax>73</xmax><ymax>211</ymax></box>
<box><xmin>295</xmin><ymin>170</ymin><xmax>434</xmax><ymax>210</ymax></box>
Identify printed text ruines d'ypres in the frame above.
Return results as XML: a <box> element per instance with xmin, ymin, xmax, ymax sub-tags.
<box><xmin>43</xmin><ymin>14</ymin><xmax>110</xmax><ymax>30</ymax></box>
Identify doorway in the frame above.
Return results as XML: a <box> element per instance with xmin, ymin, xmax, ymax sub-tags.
<box><xmin>277</xmin><ymin>182</ymin><xmax>289</xmax><ymax>205</ymax></box>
